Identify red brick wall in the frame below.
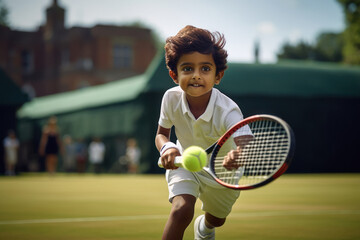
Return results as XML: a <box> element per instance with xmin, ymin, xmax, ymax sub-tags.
<box><xmin>0</xmin><ymin>25</ymin><xmax>157</xmax><ymax>96</ymax></box>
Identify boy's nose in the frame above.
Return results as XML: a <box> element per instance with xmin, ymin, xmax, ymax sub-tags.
<box><xmin>192</xmin><ymin>70</ymin><xmax>201</xmax><ymax>80</ymax></box>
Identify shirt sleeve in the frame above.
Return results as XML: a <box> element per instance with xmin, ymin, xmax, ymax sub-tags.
<box><xmin>225</xmin><ymin>108</ymin><xmax>253</xmax><ymax>137</ymax></box>
<box><xmin>158</xmin><ymin>91</ymin><xmax>173</xmax><ymax>129</ymax></box>
<box><xmin>224</xmin><ymin>108</ymin><xmax>243</xmax><ymax>130</ymax></box>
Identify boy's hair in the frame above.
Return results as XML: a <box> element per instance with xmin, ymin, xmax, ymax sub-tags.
<box><xmin>165</xmin><ymin>25</ymin><xmax>228</xmax><ymax>75</ymax></box>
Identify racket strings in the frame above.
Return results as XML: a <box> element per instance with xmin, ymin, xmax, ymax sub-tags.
<box><xmin>213</xmin><ymin>119</ymin><xmax>290</xmax><ymax>186</ymax></box>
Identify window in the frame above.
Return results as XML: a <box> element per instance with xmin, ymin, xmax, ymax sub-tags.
<box><xmin>21</xmin><ymin>50</ymin><xmax>34</xmax><ymax>75</ymax></box>
<box><xmin>61</xmin><ymin>49</ymin><xmax>70</xmax><ymax>67</ymax></box>
<box><xmin>113</xmin><ymin>45</ymin><xmax>133</xmax><ymax>69</ymax></box>
<box><xmin>76</xmin><ymin>58</ymin><xmax>93</xmax><ymax>70</ymax></box>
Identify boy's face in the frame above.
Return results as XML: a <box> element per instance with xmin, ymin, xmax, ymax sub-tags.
<box><xmin>170</xmin><ymin>52</ymin><xmax>224</xmax><ymax>99</ymax></box>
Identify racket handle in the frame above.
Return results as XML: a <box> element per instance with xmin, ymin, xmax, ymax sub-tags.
<box><xmin>158</xmin><ymin>156</ymin><xmax>182</xmax><ymax>168</ymax></box>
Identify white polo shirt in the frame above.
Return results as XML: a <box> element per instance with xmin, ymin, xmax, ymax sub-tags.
<box><xmin>159</xmin><ymin>86</ymin><xmax>247</xmax><ymax>153</ymax></box>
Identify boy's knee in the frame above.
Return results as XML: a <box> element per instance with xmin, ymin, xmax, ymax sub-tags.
<box><xmin>205</xmin><ymin>212</ymin><xmax>226</xmax><ymax>228</ymax></box>
<box><xmin>170</xmin><ymin>195</ymin><xmax>196</xmax><ymax>222</ymax></box>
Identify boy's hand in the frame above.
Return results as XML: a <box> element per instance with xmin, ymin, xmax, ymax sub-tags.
<box><xmin>161</xmin><ymin>148</ymin><xmax>181</xmax><ymax>170</ymax></box>
<box><xmin>223</xmin><ymin>146</ymin><xmax>243</xmax><ymax>170</ymax></box>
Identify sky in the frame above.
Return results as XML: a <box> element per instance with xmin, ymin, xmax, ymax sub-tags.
<box><xmin>3</xmin><ymin>0</ymin><xmax>345</xmax><ymax>63</ymax></box>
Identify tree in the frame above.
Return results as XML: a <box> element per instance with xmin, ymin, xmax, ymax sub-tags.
<box><xmin>277</xmin><ymin>41</ymin><xmax>315</xmax><ymax>60</ymax></box>
<box><xmin>277</xmin><ymin>32</ymin><xmax>344</xmax><ymax>63</ymax></box>
<box><xmin>0</xmin><ymin>0</ymin><xmax>9</xmax><ymax>27</ymax></box>
<box><xmin>337</xmin><ymin>0</ymin><xmax>360</xmax><ymax>64</ymax></box>
<box><xmin>314</xmin><ymin>32</ymin><xmax>344</xmax><ymax>62</ymax></box>
<box><xmin>277</xmin><ymin>33</ymin><xmax>344</xmax><ymax>62</ymax></box>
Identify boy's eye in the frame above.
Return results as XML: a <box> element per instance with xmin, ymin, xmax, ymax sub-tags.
<box><xmin>182</xmin><ymin>66</ymin><xmax>192</xmax><ymax>72</ymax></box>
<box><xmin>202</xmin><ymin>66</ymin><xmax>211</xmax><ymax>72</ymax></box>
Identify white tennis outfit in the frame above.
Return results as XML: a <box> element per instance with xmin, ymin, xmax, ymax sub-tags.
<box><xmin>88</xmin><ymin>142</ymin><xmax>105</xmax><ymax>164</ymax></box>
<box><xmin>3</xmin><ymin>136</ymin><xmax>19</xmax><ymax>165</ymax></box>
<box><xmin>159</xmin><ymin>86</ymin><xmax>250</xmax><ymax>218</ymax></box>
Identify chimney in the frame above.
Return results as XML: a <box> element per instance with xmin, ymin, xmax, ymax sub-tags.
<box><xmin>44</xmin><ymin>0</ymin><xmax>65</xmax><ymax>40</ymax></box>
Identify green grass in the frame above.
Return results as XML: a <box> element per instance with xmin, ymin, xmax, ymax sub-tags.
<box><xmin>0</xmin><ymin>173</ymin><xmax>359</xmax><ymax>240</ymax></box>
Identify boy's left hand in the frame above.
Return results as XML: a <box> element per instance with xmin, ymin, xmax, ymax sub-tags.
<box><xmin>161</xmin><ymin>148</ymin><xmax>181</xmax><ymax>170</ymax></box>
<box><xmin>223</xmin><ymin>146</ymin><xmax>243</xmax><ymax>170</ymax></box>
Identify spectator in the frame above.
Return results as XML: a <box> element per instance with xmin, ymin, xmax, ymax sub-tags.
<box><xmin>75</xmin><ymin>139</ymin><xmax>87</xmax><ymax>173</ymax></box>
<box><xmin>88</xmin><ymin>138</ymin><xmax>105</xmax><ymax>174</ymax></box>
<box><xmin>3</xmin><ymin>130</ymin><xmax>19</xmax><ymax>176</ymax></box>
<box><xmin>62</xmin><ymin>135</ymin><xmax>76</xmax><ymax>172</ymax></box>
<box><xmin>39</xmin><ymin>116</ymin><xmax>61</xmax><ymax>175</ymax></box>
<box><xmin>126</xmin><ymin>138</ymin><xmax>141</xmax><ymax>174</ymax></box>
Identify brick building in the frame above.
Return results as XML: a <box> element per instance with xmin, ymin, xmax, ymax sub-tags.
<box><xmin>0</xmin><ymin>0</ymin><xmax>158</xmax><ymax>97</ymax></box>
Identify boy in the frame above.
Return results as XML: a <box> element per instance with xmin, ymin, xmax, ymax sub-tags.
<box><xmin>155</xmin><ymin>25</ymin><xmax>248</xmax><ymax>240</ymax></box>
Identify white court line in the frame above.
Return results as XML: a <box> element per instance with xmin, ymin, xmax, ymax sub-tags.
<box><xmin>0</xmin><ymin>215</ymin><xmax>168</xmax><ymax>225</ymax></box>
<box><xmin>0</xmin><ymin>210</ymin><xmax>359</xmax><ymax>225</ymax></box>
<box><xmin>230</xmin><ymin>210</ymin><xmax>360</xmax><ymax>218</ymax></box>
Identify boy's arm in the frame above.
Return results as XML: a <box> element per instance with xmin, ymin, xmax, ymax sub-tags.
<box><xmin>155</xmin><ymin>125</ymin><xmax>180</xmax><ymax>170</ymax></box>
<box><xmin>223</xmin><ymin>135</ymin><xmax>254</xmax><ymax>170</ymax></box>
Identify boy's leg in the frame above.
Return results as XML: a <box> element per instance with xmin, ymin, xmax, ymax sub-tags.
<box><xmin>162</xmin><ymin>194</ymin><xmax>196</xmax><ymax>240</ymax></box>
<box><xmin>194</xmin><ymin>213</ymin><xmax>225</xmax><ymax>239</ymax></box>
<box><xmin>205</xmin><ymin>212</ymin><xmax>226</xmax><ymax>228</ymax></box>
<box><xmin>194</xmin><ymin>175</ymin><xmax>240</xmax><ymax>239</ymax></box>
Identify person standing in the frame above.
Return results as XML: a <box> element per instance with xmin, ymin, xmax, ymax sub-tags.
<box><xmin>88</xmin><ymin>138</ymin><xmax>105</xmax><ymax>174</ymax></box>
<box><xmin>126</xmin><ymin>138</ymin><xmax>141</xmax><ymax>174</ymax></box>
<box><xmin>39</xmin><ymin>116</ymin><xmax>61</xmax><ymax>175</ymax></box>
<box><xmin>3</xmin><ymin>130</ymin><xmax>19</xmax><ymax>176</ymax></box>
<box><xmin>62</xmin><ymin>135</ymin><xmax>76</xmax><ymax>172</ymax></box>
<box><xmin>75</xmin><ymin>139</ymin><xmax>87</xmax><ymax>173</ymax></box>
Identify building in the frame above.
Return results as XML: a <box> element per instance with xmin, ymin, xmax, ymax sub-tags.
<box><xmin>0</xmin><ymin>0</ymin><xmax>158</xmax><ymax>97</ymax></box>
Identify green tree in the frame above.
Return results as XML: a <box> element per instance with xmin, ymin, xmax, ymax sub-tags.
<box><xmin>277</xmin><ymin>41</ymin><xmax>315</xmax><ymax>60</ymax></box>
<box><xmin>314</xmin><ymin>32</ymin><xmax>344</xmax><ymax>62</ymax></box>
<box><xmin>277</xmin><ymin>33</ymin><xmax>344</xmax><ymax>63</ymax></box>
<box><xmin>337</xmin><ymin>0</ymin><xmax>360</xmax><ymax>64</ymax></box>
<box><xmin>0</xmin><ymin>0</ymin><xmax>9</xmax><ymax>27</ymax></box>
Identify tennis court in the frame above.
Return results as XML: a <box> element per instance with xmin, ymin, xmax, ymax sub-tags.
<box><xmin>0</xmin><ymin>173</ymin><xmax>359</xmax><ymax>239</ymax></box>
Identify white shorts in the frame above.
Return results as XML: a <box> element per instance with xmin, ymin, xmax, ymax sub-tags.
<box><xmin>5</xmin><ymin>151</ymin><xmax>17</xmax><ymax>165</ymax></box>
<box><xmin>166</xmin><ymin>167</ymin><xmax>240</xmax><ymax>219</ymax></box>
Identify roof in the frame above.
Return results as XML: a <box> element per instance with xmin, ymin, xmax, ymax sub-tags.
<box><xmin>0</xmin><ymin>68</ymin><xmax>29</xmax><ymax>106</ymax></box>
<box><xmin>221</xmin><ymin>60</ymin><xmax>360</xmax><ymax>98</ymax></box>
<box><xmin>17</xmin><ymin>74</ymin><xmax>147</xmax><ymax>119</ymax></box>
<box><xmin>145</xmin><ymin>56</ymin><xmax>360</xmax><ymax>98</ymax></box>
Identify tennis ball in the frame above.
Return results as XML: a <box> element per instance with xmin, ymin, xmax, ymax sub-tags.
<box><xmin>182</xmin><ymin>146</ymin><xmax>207</xmax><ymax>172</ymax></box>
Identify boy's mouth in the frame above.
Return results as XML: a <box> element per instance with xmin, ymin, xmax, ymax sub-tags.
<box><xmin>190</xmin><ymin>83</ymin><xmax>201</xmax><ymax>87</ymax></box>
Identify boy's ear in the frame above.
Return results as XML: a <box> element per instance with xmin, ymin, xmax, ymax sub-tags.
<box><xmin>169</xmin><ymin>70</ymin><xmax>178</xmax><ymax>84</ymax></box>
<box><xmin>215</xmin><ymin>71</ymin><xmax>224</xmax><ymax>85</ymax></box>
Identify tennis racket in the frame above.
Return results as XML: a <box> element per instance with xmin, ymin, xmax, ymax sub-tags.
<box><xmin>158</xmin><ymin>114</ymin><xmax>295</xmax><ymax>190</ymax></box>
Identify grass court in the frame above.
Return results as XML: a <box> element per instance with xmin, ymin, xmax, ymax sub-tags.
<box><xmin>0</xmin><ymin>173</ymin><xmax>359</xmax><ymax>239</ymax></box>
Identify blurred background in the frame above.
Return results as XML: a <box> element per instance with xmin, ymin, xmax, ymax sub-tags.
<box><xmin>0</xmin><ymin>0</ymin><xmax>359</xmax><ymax>175</ymax></box>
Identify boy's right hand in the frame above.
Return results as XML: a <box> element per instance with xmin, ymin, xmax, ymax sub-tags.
<box><xmin>160</xmin><ymin>148</ymin><xmax>181</xmax><ymax>170</ymax></box>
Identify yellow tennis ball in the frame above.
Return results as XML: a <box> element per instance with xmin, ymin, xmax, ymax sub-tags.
<box><xmin>182</xmin><ymin>146</ymin><xmax>207</xmax><ymax>172</ymax></box>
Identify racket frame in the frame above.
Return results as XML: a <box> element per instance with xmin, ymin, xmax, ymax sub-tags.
<box><xmin>209</xmin><ymin>114</ymin><xmax>295</xmax><ymax>190</ymax></box>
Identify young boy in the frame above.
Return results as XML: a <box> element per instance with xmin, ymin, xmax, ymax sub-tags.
<box><xmin>155</xmin><ymin>25</ymin><xmax>247</xmax><ymax>240</ymax></box>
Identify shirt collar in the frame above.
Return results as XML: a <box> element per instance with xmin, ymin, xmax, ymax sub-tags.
<box><xmin>181</xmin><ymin>89</ymin><xmax>217</xmax><ymax>122</ymax></box>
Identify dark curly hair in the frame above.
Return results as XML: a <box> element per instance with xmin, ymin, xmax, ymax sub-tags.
<box><xmin>164</xmin><ymin>25</ymin><xmax>228</xmax><ymax>75</ymax></box>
